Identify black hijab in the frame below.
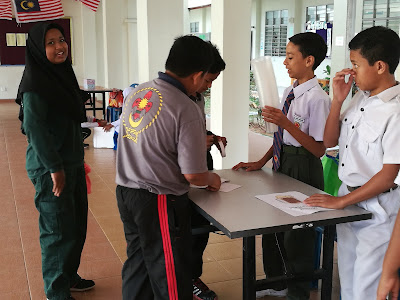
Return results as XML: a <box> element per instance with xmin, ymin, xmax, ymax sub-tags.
<box><xmin>16</xmin><ymin>22</ymin><xmax>85</xmax><ymax>124</ymax></box>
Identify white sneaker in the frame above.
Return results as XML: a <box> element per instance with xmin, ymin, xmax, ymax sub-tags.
<box><xmin>256</xmin><ymin>288</ymin><xmax>288</xmax><ymax>298</ymax></box>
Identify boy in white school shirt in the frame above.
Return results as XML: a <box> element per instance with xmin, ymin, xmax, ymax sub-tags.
<box><xmin>305</xmin><ymin>26</ymin><xmax>400</xmax><ymax>300</ymax></box>
<box><xmin>233</xmin><ymin>32</ymin><xmax>331</xmax><ymax>300</ymax></box>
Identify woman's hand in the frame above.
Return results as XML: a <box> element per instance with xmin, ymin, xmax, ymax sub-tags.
<box><xmin>51</xmin><ymin>170</ymin><xmax>65</xmax><ymax>197</ymax></box>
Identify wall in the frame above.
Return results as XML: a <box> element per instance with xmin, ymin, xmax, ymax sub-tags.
<box><xmin>0</xmin><ymin>0</ymin><xmax>134</xmax><ymax>100</ymax></box>
<box><xmin>259</xmin><ymin>0</ymin><xmax>333</xmax><ymax>90</ymax></box>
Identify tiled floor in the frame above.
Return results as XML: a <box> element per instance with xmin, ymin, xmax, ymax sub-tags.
<box><xmin>0</xmin><ymin>100</ymin><xmax>340</xmax><ymax>299</ymax></box>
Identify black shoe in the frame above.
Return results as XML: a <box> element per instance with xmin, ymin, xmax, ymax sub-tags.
<box><xmin>83</xmin><ymin>143</ymin><xmax>89</xmax><ymax>149</ymax></box>
<box><xmin>193</xmin><ymin>278</ymin><xmax>218</xmax><ymax>300</ymax></box>
<box><xmin>70</xmin><ymin>278</ymin><xmax>95</xmax><ymax>292</ymax></box>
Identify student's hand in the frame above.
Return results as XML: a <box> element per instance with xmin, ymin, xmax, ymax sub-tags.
<box><xmin>206</xmin><ymin>135</ymin><xmax>214</xmax><ymax>150</ymax></box>
<box><xmin>261</xmin><ymin>106</ymin><xmax>291</xmax><ymax>129</ymax></box>
<box><xmin>332</xmin><ymin>68</ymin><xmax>355</xmax><ymax>103</ymax></box>
<box><xmin>377</xmin><ymin>271</ymin><xmax>400</xmax><ymax>300</ymax></box>
<box><xmin>232</xmin><ymin>161</ymin><xmax>263</xmax><ymax>172</ymax></box>
<box><xmin>214</xmin><ymin>136</ymin><xmax>227</xmax><ymax>155</ymax></box>
<box><xmin>51</xmin><ymin>170</ymin><xmax>65</xmax><ymax>197</ymax></box>
<box><xmin>206</xmin><ymin>173</ymin><xmax>221</xmax><ymax>192</ymax></box>
<box><xmin>304</xmin><ymin>193</ymin><xmax>346</xmax><ymax>209</ymax></box>
<box><xmin>103</xmin><ymin>124</ymin><xmax>114</xmax><ymax>132</ymax></box>
<box><xmin>98</xmin><ymin>119</ymin><xmax>107</xmax><ymax>127</ymax></box>
<box><xmin>214</xmin><ymin>136</ymin><xmax>227</xmax><ymax>147</ymax></box>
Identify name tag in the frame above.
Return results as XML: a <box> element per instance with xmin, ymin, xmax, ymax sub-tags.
<box><xmin>293</xmin><ymin>114</ymin><xmax>305</xmax><ymax>129</ymax></box>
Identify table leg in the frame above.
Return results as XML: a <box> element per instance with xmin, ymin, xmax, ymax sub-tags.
<box><xmin>91</xmin><ymin>92</ymin><xmax>96</xmax><ymax>116</ymax></box>
<box><xmin>101</xmin><ymin>92</ymin><xmax>106</xmax><ymax>119</ymax></box>
<box><xmin>243</xmin><ymin>236</ymin><xmax>256</xmax><ymax>300</ymax></box>
<box><xmin>321</xmin><ymin>225</ymin><xmax>336</xmax><ymax>300</ymax></box>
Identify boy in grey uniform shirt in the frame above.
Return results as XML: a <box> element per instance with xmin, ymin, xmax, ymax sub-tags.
<box><xmin>115</xmin><ymin>36</ymin><xmax>221</xmax><ymax>300</ymax></box>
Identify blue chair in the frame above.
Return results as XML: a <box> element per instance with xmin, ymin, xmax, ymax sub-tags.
<box><xmin>106</xmin><ymin>106</ymin><xmax>122</xmax><ymax>122</ymax></box>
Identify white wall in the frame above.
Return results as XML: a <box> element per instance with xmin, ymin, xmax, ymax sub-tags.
<box><xmin>0</xmin><ymin>0</ymin><xmax>134</xmax><ymax>100</ymax></box>
<box><xmin>187</xmin><ymin>0</ymin><xmax>337</xmax><ymax>93</ymax></box>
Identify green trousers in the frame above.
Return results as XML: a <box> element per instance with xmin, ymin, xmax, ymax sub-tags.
<box><xmin>32</xmin><ymin>166</ymin><xmax>88</xmax><ymax>300</ymax></box>
<box><xmin>262</xmin><ymin>148</ymin><xmax>324</xmax><ymax>300</ymax></box>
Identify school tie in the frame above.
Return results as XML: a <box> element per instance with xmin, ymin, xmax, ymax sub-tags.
<box><xmin>272</xmin><ymin>89</ymin><xmax>295</xmax><ymax>171</ymax></box>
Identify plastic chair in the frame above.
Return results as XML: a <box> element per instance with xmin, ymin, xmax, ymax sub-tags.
<box><xmin>106</xmin><ymin>106</ymin><xmax>122</xmax><ymax>122</ymax></box>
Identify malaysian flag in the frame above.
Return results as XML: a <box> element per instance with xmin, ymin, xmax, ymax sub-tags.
<box><xmin>77</xmin><ymin>0</ymin><xmax>100</xmax><ymax>12</ymax></box>
<box><xmin>13</xmin><ymin>0</ymin><xmax>64</xmax><ymax>23</ymax></box>
<box><xmin>0</xmin><ymin>0</ymin><xmax>12</xmax><ymax>20</ymax></box>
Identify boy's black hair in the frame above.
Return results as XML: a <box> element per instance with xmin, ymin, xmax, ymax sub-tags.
<box><xmin>349</xmin><ymin>26</ymin><xmax>400</xmax><ymax>74</ymax></box>
<box><xmin>165</xmin><ymin>35</ymin><xmax>214</xmax><ymax>77</ymax></box>
<box><xmin>289</xmin><ymin>32</ymin><xmax>327</xmax><ymax>70</ymax></box>
<box><xmin>208</xmin><ymin>42</ymin><xmax>226</xmax><ymax>74</ymax></box>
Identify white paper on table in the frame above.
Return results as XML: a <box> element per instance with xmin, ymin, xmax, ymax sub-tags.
<box><xmin>255</xmin><ymin>191</ymin><xmax>333</xmax><ymax>217</ymax></box>
<box><xmin>190</xmin><ymin>177</ymin><xmax>230</xmax><ymax>189</ymax></box>
<box><xmin>219</xmin><ymin>182</ymin><xmax>241</xmax><ymax>192</ymax></box>
<box><xmin>251</xmin><ymin>56</ymin><xmax>280</xmax><ymax>133</ymax></box>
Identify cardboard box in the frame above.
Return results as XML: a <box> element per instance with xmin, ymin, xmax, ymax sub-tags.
<box><xmin>83</xmin><ymin>79</ymin><xmax>95</xmax><ymax>90</ymax></box>
<box><xmin>93</xmin><ymin>127</ymin><xmax>115</xmax><ymax>148</ymax></box>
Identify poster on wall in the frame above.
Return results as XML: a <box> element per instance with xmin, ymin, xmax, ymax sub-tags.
<box><xmin>6</xmin><ymin>33</ymin><xmax>16</xmax><ymax>46</ymax></box>
<box><xmin>305</xmin><ymin>21</ymin><xmax>333</xmax><ymax>57</ymax></box>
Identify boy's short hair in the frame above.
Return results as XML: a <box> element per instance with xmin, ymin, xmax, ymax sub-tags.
<box><xmin>165</xmin><ymin>35</ymin><xmax>214</xmax><ymax>77</ymax></box>
<box><xmin>349</xmin><ymin>26</ymin><xmax>400</xmax><ymax>74</ymax></box>
<box><xmin>208</xmin><ymin>42</ymin><xmax>226</xmax><ymax>74</ymax></box>
<box><xmin>289</xmin><ymin>32</ymin><xmax>327</xmax><ymax>70</ymax></box>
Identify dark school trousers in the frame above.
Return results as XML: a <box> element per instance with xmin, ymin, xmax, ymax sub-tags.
<box><xmin>81</xmin><ymin>127</ymin><xmax>91</xmax><ymax>141</ymax></box>
<box><xmin>191</xmin><ymin>150</ymin><xmax>214</xmax><ymax>280</ymax></box>
<box><xmin>32</xmin><ymin>167</ymin><xmax>88</xmax><ymax>300</ymax></box>
<box><xmin>262</xmin><ymin>146</ymin><xmax>324</xmax><ymax>300</ymax></box>
<box><xmin>116</xmin><ymin>186</ymin><xmax>192</xmax><ymax>300</ymax></box>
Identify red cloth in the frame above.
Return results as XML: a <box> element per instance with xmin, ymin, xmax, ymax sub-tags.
<box><xmin>76</xmin><ymin>0</ymin><xmax>100</xmax><ymax>12</ymax></box>
<box><xmin>84</xmin><ymin>163</ymin><xmax>91</xmax><ymax>194</ymax></box>
<box><xmin>0</xmin><ymin>1</ymin><xmax>12</xmax><ymax>20</ymax></box>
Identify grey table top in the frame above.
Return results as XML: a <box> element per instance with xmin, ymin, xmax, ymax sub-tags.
<box><xmin>189</xmin><ymin>168</ymin><xmax>372</xmax><ymax>239</ymax></box>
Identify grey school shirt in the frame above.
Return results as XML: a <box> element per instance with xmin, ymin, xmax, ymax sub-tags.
<box><xmin>116</xmin><ymin>73</ymin><xmax>208</xmax><ymax>195</ymax></box>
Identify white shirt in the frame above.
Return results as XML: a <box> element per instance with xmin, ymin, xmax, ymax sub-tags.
<box><xmin>282</xmin><ymin>77</ymin><xmax>331</xmax><ymax>146</ymax></box>
<box><xmin>338</xmin><ymin>84</ymin><xmax>400</xmax><ymax>186</ymax></box>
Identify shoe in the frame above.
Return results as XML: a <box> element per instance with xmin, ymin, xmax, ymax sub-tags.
<box><xmin>70</xmin><ymin>278</ymin><xmax>95</xmax><ymax>292</ymax></box>
<box><xmin>47</xmin><ymin>297</ymin><xmax>75</xmax><ymax>300</ymax></box>
<box><xmin>83</xmin><ymin>143</ymin><xmax>89</xmax><ymax>149</ymax></box>
<box><xmin>256</xmin><ymin>288</ymin><xmax>287</xmax><ymax>298</ymax></box>
<box><xmin>193</xmin><ymin>278</ymin><xmax>218</xmax><ymax>300</ymax></box>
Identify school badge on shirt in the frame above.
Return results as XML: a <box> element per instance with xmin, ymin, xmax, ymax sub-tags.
<box><xmin>293</xmin><ymin>114</ymin><xmax>305</xmax><ymax>130</ymax></box>
<box><xmin>122</xmin><ymin>87</ymin><xmax>162</xmax><ymax>143</ymax></box>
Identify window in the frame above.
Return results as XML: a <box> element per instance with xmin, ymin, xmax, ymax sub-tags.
<box><xmin>190</xmin><ymin>22</ymin><xmax>199</xmax><ymax>33</ymax></box>
<box><xmin>362</xmin><ymin>0</ymin><xmax>400</xmax><ymax>34</ymax></box>
<box><xmin>264</xmin><ymin>10</ymin><xmax>288</xmax><ymax>56</ymax></box>
<box><xmin>306</xmin><ymin>4</ymin><xmax>334</xmax><ymax>23</ymax></box>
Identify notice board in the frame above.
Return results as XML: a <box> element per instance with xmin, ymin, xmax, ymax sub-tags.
<box><xmin>0</xmin><ymin>18</ymin><xmax>72</xmax><ymax>65</ymax></box>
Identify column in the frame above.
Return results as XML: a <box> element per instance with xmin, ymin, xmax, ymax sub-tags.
<box><xmin>136</xmin><ymin>0</ymin><xmax>185</xmax><ymax>83</ymax></box>
<box><xmin>210</xmin><ymin>0</ymin><xmax>252</xmax><ymax>169</ymax></box>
